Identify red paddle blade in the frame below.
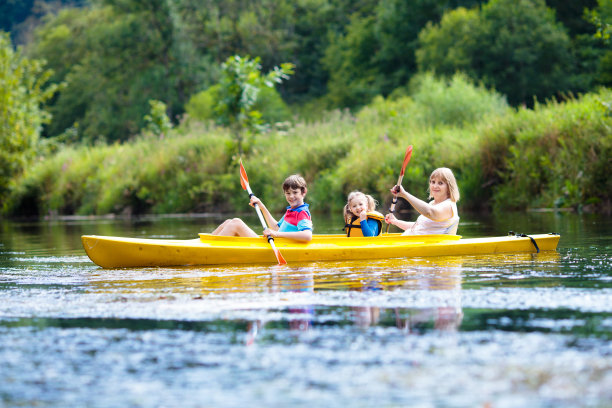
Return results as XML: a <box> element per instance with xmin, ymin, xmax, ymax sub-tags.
<box><xmin>239</xmin><ymin>160</ymin><xmax>249</xmax><ymax>190</ymax></box>
<box><xmin>399</xmin><ymin>145</ymin><xmax>413</xmax><ymax>177</ymax></box>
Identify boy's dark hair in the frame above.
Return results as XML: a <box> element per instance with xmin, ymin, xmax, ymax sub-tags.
<box><xmin>283</xmin><ymin>174</ymin><xmax>307</xmax><ymax>193</ymax></box>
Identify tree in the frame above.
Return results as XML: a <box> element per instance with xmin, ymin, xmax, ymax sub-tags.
<box><xmin>586</xmin><ymin>0</ymin><xmax>612</xmax><ymax>85</ymax></box>
<box><xmin>214</xmin><ymin>55</ymin><xmax>294</xmax><ymax>155</ymax></box>
<box><xmin>322</xmin><ymin>0</ymin><xmax>487</xmax><ymax>109</ymax></box>
<box><xmin>0</xmin><ymin>31</ymin><xmax>58</xmax><ymax>207</ymax></box>
<box><xmin>28</xmin><ymin>0</ymin><xmax>205</xmax><ymax>142</ymax></box>
<box><xmin>416</xmin><ymin>7</ymin><xmax>481</xmax><ymax>78</ymax></box>
<box><xmin>416</xmin><ymin>0</ymin><xmax>575</xmax><ymax>106</ymax></box>
<box><xmin>373</xmin><ymin>0</ymin><xmax>486</xmax><ymax>95</ymax></box>
<box><xmin>323</xmin><ymin>14</ymin><xmax>380</xmax><ymax>108</ymax></box>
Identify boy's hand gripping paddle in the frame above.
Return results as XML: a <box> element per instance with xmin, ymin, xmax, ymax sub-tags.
<box><xmin>239</xmin><ymin>160</ymin><xmax>287</xmax><ymax>265</ymax></box>
<box><xmin>385</xmin><ymin>145</ymin><xmax>413</xmax><ymax>233</ymax></box>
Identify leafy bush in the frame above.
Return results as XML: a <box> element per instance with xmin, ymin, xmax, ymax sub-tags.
<box><xmin>0</xmin><ymin>31</ymin><xmax>58</xmax><ymax>208</ymax></box>
<box><xmin>479</xmin><ymin>89</ymin><xmax>612</xmax><ymax>211</ymax></box>
<box><xmin>186</xmin><ymin>85</ymin><xmax>292</xmax><ymax>126</ymax></box>
<box><xmin>3</xmin><ymin>78</ymin><xmax>610</xmax><ymax>218</ymax></box>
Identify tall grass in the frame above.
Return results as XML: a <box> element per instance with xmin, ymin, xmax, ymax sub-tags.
<box><xmin>4</xmin><ymin>75</ymin><xmax>611</xmax><ymax>218</ymax></box>
<box><xmin>478</xmin><ymin>91</ymin><xmax>612</xmax><ymax>211</ymax></box>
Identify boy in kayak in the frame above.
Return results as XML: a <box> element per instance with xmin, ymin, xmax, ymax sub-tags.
<box><xmin>212</xmin><ymin>174</ymin><xmax>313</xmax><ymax>242</ymax></box>
<box><xmin>385</xmin><ymin>167</ymin><xmax>460</xmax><ymax>235</ymax></box>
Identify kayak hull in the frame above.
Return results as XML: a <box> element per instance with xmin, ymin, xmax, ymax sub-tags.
<box><xmin>81</xmin><ymin>233</ymin><xmax>560</xmax><ymax>269</ymax></box>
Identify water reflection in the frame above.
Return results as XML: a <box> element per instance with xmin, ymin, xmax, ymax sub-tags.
<box><xmin>247</xmin><ymin>268</ymin><xmax>315</xmax><ymax>345</ymax></box>
<box><xmin>1</xmin><ymin>214</ymin><xmax>611</xmax><ymax>408</ymax></box>
<box><xmin>84</xmin><ymin>257</ymin><xmax>466</xmax><ymax>343</ymax></box>
<box><xmin>352</xmin><ymin>258</ymin><xmax>463</xmax><ymax>335</ymax></box>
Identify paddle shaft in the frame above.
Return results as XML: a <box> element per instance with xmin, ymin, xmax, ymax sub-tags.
<box><xmin>245</xmin><ymin>186</ymin><xmax>270</xmax><ymax>233</ymax></box>
<box><xmin>239</xmin><ymin>159</ymin><xmax>287</xmax><ymax>265</ymax></box>
<box><xmin>245</xmin><ymin>185</ymin><xmax>285</xmax><ymax>258</ymax></box>
<box><xmin>389</xmin><ymin>174</ymin><xmax>404</xmax><ymax>214</ymax></box>
<box><xmin>386</xmin><ymin>145</ymin><xmax>412</xmax><ymax>233</ymax></box>
<box><xmin>385</xmin><ymin>175</ymin><xmax>404</xmax><ymax>233</ymax></box>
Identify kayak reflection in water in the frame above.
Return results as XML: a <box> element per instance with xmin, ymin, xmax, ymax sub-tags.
<box><xmin>395</xmin><ymin>261</ymin><xmax>463</xmax><ymax>334</ymax></box>
<box><xmin>352</xmin><ymin>259</ymin><xmax>463</xmax><ymax>334</ymax></box>
<box><xmin>245</xmin><ymin>268</ymin><xmax>315</xmax><ymax>346</ymax></box>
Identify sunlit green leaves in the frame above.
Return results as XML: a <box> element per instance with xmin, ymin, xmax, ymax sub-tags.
<box><xmin>214</xmin><ymin>55</ymin><xmax>294</xmax><ymax>154</ymax></box>
<box><xmin>0</xmin><ymin>31</ymin><xmax>58</xmax><ymax>206</ymax></box>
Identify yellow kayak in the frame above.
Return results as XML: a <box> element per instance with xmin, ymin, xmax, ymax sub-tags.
<box><xmin>81</xmin><ymin>232</ymin><xmax>560</xmax><ymax>269</ymax></box>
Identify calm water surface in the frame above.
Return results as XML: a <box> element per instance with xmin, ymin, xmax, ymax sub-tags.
<box><xmin>0</xmin><ymin>212</ymin><xmax>610</xmax><ymax>408</ymax></box>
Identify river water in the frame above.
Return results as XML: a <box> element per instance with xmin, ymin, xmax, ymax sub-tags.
<box><xmin>0</xmin><ymin>212</ymin><xmax>610</xmax><ymax>407</ymax></box>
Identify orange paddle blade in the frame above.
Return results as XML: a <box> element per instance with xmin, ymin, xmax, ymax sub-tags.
<box><xmin>239</xmin><ymin>160</ymin><xmax>249</xmax><ymax>190</ymax></box>
<box><xmin>399</xmin><ymin>145</ymin><xmax>413</xmax><ymax>177</ymax></box>
<box><xmin>275</xmin><ymin>248</ymin><xmax>287</xmax><ymax>265</ymax></box>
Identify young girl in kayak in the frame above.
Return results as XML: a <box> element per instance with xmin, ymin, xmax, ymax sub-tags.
<box><xmin>385</xmin><ymin>167</ymin><xmax>460</xmax><ymax>235</ymax></box>
<box><xmin>343</xmin><ymin>191</ymin><xmax>384</xmax><ymax>237</ymax></box>
<box><xmin>211</xmin><ymin>174</ymin><xmax>313</xmax><ymax>242</ymax></box>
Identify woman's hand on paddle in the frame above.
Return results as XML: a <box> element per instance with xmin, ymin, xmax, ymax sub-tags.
<box><xmin>390</xmin><ymin>184</ymin><xmax>406</xmax><ymax>197</ymax></box>
<box><xmin>385</xmin><ymin>213</ymin><xmax>397</xmax><ymax>225</ymax></box>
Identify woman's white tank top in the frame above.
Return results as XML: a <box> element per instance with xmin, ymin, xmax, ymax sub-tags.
<box><xmin>403</xmin><ymin>199</ymin><xmax>459</xmax><ymax>235</ymax></box>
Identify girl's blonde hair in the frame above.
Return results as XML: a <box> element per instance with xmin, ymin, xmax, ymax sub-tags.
<box><xmin>428</xmin><ymin>167</ymin><xmax>460</xmax><ymax>202</ymax></box>
<box><xmin>343</xmin><ymin>191</ymin><xmax>378</xmax><ymax>223</ymax></box>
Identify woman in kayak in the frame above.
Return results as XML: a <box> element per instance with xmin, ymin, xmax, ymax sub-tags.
<box><xmin>211</xmin><ymin>174</ymin><xmax>313</xmax><ymax>242</ymax></box>
<box><xmin>384</xmin><ymin>167</ymin><xmax>460</xmax><ymax>235</ymax></box>
<box><xmin>343</xmin><ymin>191</ymin><xmax>384</xmax><ymax>237</ymax></box>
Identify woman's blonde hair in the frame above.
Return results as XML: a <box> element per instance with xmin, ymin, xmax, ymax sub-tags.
<box><xmin>428</xmin><ymin>167</ymin><xmax>460</xmax><ymax>202</ymax></box>
<box><xmin>343</xmin><ymin>191</ymin><xmax>378</xmax><ymax>223</ymax></box>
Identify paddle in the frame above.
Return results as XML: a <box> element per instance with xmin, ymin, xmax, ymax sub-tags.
<box><xmin>239</xmin><ymin>160</ymin><xmax>287</xmax><ymax>265</ymax></box>
<box><xmin>385</xmin><ymin>145</ymin><xmax>413</xmax><ymax>233</ymax></box>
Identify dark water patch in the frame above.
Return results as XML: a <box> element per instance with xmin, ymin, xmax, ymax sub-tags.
<box><xmin>0</xmin><ymin>316</ymin><xmax>250</xmax><ymax>333</ymax></box>
<box><xmin>459</xmin><ymin>308</ymin><xmax>612</xmax><ymax>339</ymax></box>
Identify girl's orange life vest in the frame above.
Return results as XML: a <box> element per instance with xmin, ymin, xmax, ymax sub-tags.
<box><xmin>344</xmin><ymin>211</ymin><xmax>384</xmax><ymax>237</ymax></box>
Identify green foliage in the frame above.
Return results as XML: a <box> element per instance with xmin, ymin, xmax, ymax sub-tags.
<box><xmin>323</xmin><ymin>14</ymin><xmax>380</xmax><ymax>108</ymax></box>
<box><xmin>478</xmin><ymin>88</ymin><xmax>612</xmax><ymax>211</ymax></box>
<box><xmin>407</xmin><ymin>72</ymin><xmax>509</xmax><ymax>127</ymax></box>
<box><xmin>186</xmin><ymin>83</ymin><xmax>292</xmax><ymax>125</ymax></box>
<box><xmin>588</xmin><ymin>0</ymin><xmax>612</xmax><ymax>41</ymax></box>
<box><xmin>3</xmin><ymin>81</ymin><xmax>611</xmax><ymax>217</ymax></box>
<box><xmin>373</xmin><ymin>0</ymin><xmax>486</xmax><ymax>95</ymax></box>
<box><xmin>416</xmin><ymin>0</ymin><xmax>576</xmax><ymax>106</ymax></box>
<box><xmin>10</xmin><ymin>0</ymin><xmax>609</xmax><ymax>140</ymax></box>
<box><xmin>4</xmin><ymin>123</ymin><xmax>236</xmax><ymax>216</ymax></box>
<box><xmin>28</xmin><ymin>1</ymin><xmax>205</xmax><ymax>142</ymax></box>
<box><xmin>587</xmin><ymin>1</ymin><xmax>612</xmax><ymax>88</ymax></box>
<box><xmin>416</xmin><ymin>7</ymin><xmax>481</xmax><ymax>78</ymax></box>
<box><xmin>322</xmin><ymin>0</ymin><xmax>487</xmax><ymax>108</ymax></box>
<box><xmin>144</xmin><ymin>99</ymin><xmax>172</xmax><ymax>138</ymax></box>
<box><xmin>185</xmin><ymin>85</ymin><xmax>221</xmax><ymax>122</ymax></box>
<box><xmin>214</xmin><ymin>55</ymin><xmax>294</xmax><ymax>155</ymax></box>
<box><xmin>177</xmin><ymin>0</ymin><xmax>374</xmax><ymax>103</ymax></box>
<box><xmin>0</xmin><ymin>31</ymin><xmax>58</xmax><ymax>207</ymax></box>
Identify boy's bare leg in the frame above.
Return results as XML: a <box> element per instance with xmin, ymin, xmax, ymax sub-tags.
<box><xmin>211</xmin><ymin>219</ymin><xmax>232</xmax><ymax>235</ymax></box>
<box><xmin>212</xmin><ymin>218</ymin><xmax>258</xmax><ymax>237</ymax></box>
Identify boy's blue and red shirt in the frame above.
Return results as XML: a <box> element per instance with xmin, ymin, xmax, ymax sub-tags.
<box><xmin>277</xmin><ymin>203</ymin><xmax>313</xmax><ymax>232</ymax></box>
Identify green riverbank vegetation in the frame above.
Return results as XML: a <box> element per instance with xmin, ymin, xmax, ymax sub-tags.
<box><xmin>4</xmin><ymin>74</ymin><xmax>611</xmax><ymax>217</ymax></box>
<box><xmin>2</xmin><ymin>0</ymin><xmax>611</xmax><ymax>218</ymax></box>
